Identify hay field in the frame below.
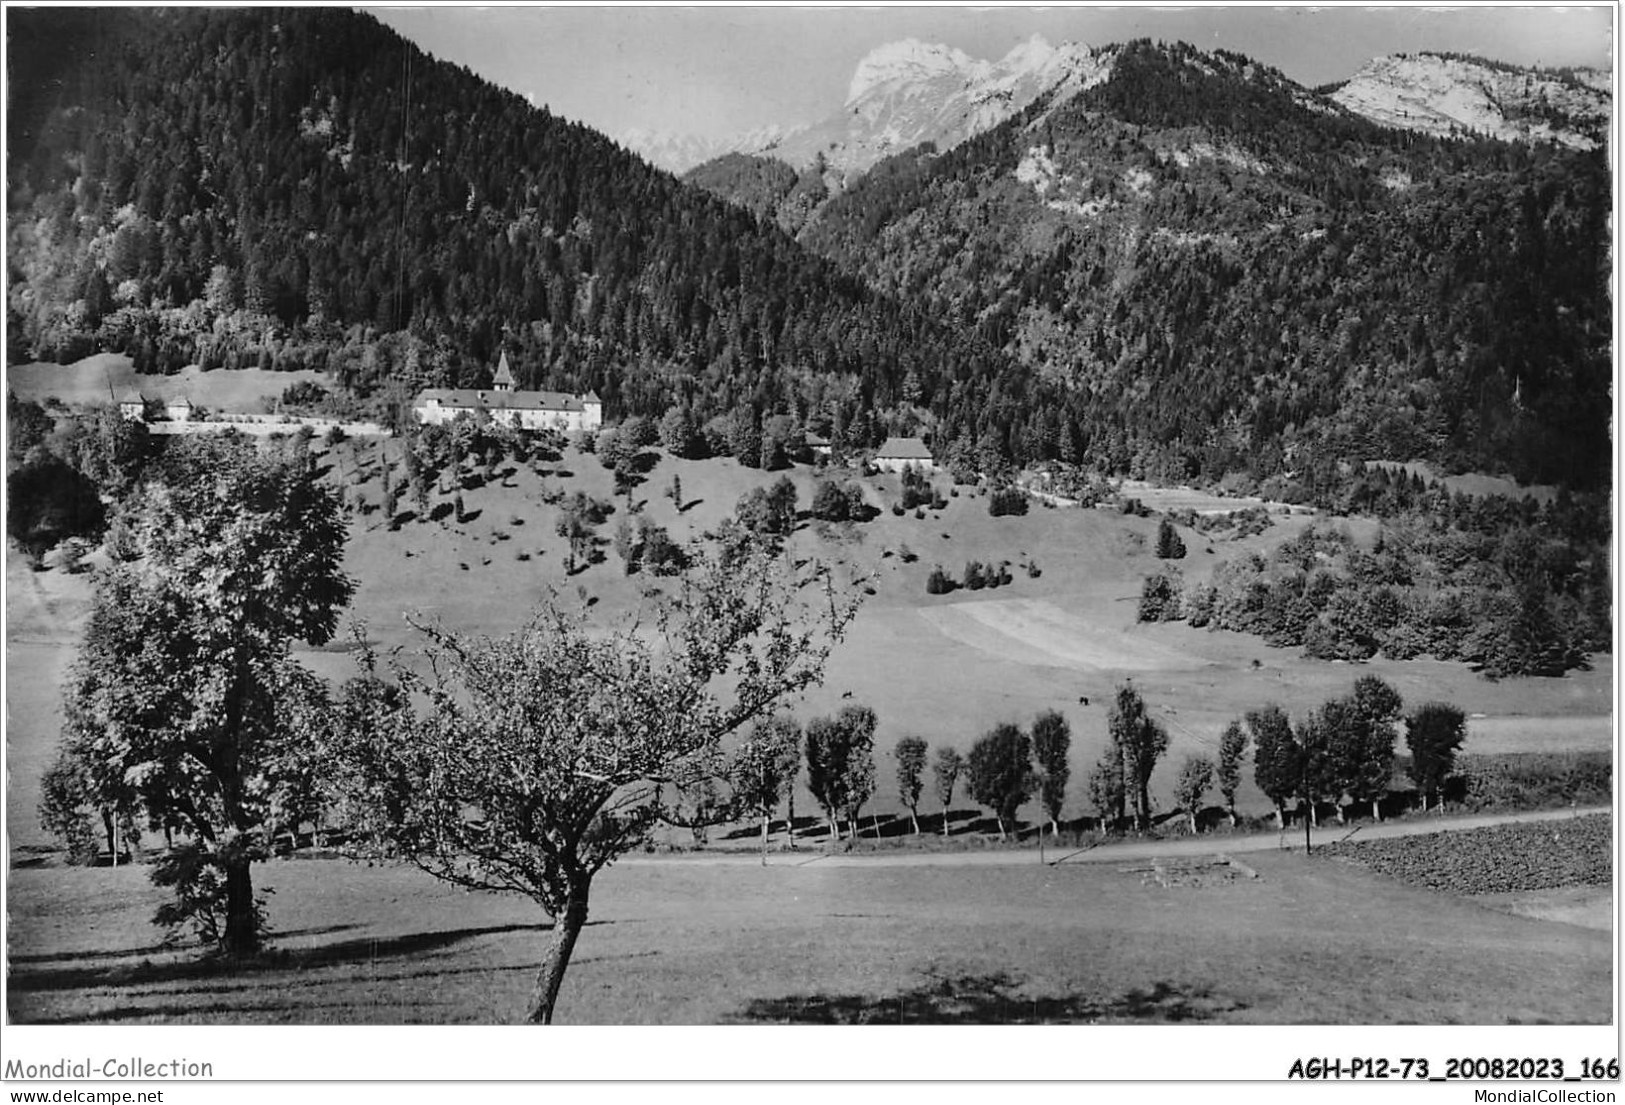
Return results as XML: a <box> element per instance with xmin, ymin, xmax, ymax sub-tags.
<box><xmin>7</xmin><ymin>353</ymin><xmax>327</xmax><ymax>411</ymax></box>
<box><xmin>1364</xmin><ymin>460</ymin><xmax>1561</xmax><ymax>505</ymax></box>
<box><xmin>1117</xmin><ymin>478</ymin><xmax>1292</xmax><ymax>516</ymax></box>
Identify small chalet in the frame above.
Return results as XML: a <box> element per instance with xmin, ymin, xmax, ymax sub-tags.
<box><xmin>412</xmin><ymin>353</ymin><xmax>603</xmax><ymax>433</ymax></box>
<box><xmin>164</xmin><ymin>396</ymin><xmax>194</xmax><ymax>422</ymax></box>
<box><xmin>873</xmin><ymin>436</ymin><xmax>935</xmax><ymax>474</ymax></box>
<box><xmin>117</xmin><ymin>390</ymin><xmax>147</xmax><ymax>421</ymax></box>
<box><xmin>804</xmin><ymin>431</ymin><xmax>832</xmax><ymax>458</ymax></box>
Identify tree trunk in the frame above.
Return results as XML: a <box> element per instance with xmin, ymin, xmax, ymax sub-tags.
<box><xmin>527</xmin><ymin>892</ymin><xmax>590</xmax><ymax>1025</ymax></box>
<box><xmin>1188</xmin><ymin>810</ymin><xmax>1198</xmax><ymax>835</ymax></box>
<box><xmin>1308</xmin><ymin>802</ymin><xmax>1319</xmax><ymax>828</ymax></box>
<box><xmin>223</xmin><ymin>853</ymin><xmax>258</xmax><ymax>957</ymax></box>
<box><xmin>1335</xmin><ymin>803</ymin><xmax>1346</xmax><ymax>826</ymax></box>
<box><xmin>910</xmin><ymin>808</ymin><xmax>920</xmax><ymax>835</ymax></box>
<box><xmin>102</xmin><ymin>809</ymin><xmax>116</xmax><ymax>867</ymax></box>
<box><xmin>994</xmin><ymin>813</ymin><xmax>1006</xmax><ymax>841</ymax></box>
<box><xmin>1274</xmin><ymin>804</ymin><xmax>1285</xmax><ymax>831</ymax></box>
<box><xmin>827</xmin><ymin>813</ymin><xmax>839</xmax><ymax>841</ymax></box>
<box><xmin>786</xmin><ymin>792</ymin><xmax>796</xmax><ymax>851</ymax></box>
<box><xmin>1227</xmin><ymin>803</ymin><xmax>1237</xmax><ymax>829</ymax></box>
<box><xmin>1372</xmin><ymin>798</ymin><xmax>1382</xmax><ymax>822</ymax></box>
<box><xmin>941</xmin><ymin>803</ymin><xmax>951</xmax><ymax>836</ymax></box>
<box><xmin>760</xmin><ymin>812</ymin><xmax>769</xmax><ymax>866</ymax></box>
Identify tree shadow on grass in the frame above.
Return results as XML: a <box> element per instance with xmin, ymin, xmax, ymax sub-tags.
<box><xmin>721</xmin><ymin>813</ymin><xmax>904</xmax><ymax>843</ymax></box>
<box><xmin>842</xmin><ymin>813</ymin><xmax>902</xmax><ymax>840</ymax></box>
<box><xmin>930</xmin><ymin>809</ymin><xmax>981</xmax><ymax>836</ymax></box>
<box><xmin>731</xmin><ymin>972</ymin><xmax>1247</xmax><ymax>1025</ymax></box>
<box><xmin>30</xmin><ymin>997</ymin><xmax>461</xmax><ymax>1026</ymax></box>
<box><xmin>8</xmin><ymin>921</ymin><xmax>363</xmax><ymax>972</ymax></box>
<box><xmin>17</xmin><ymin>931</ymin><xmax>655</xmax><ymax>1025</ymax></box>
<box><xmin>9</xmin><ymin>921</ymin><xmax>587</xmax><ymax>995</ymax></box>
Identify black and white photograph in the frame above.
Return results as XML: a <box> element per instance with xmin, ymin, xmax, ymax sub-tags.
<box><xmin>1</xmin><ymin>0</ymin><xmax>1616</xmax><ymax>1084</ymax></box>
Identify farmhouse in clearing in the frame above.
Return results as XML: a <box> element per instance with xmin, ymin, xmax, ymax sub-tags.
<box><xmin>873</xmin><ymin>435</ymin><xmax>936</xmax><ymax>473</ymax></box>
<box><xmin>412</xmin><ymin>352</ymin><xmax>603</xmax><ymax>433</ymax></box>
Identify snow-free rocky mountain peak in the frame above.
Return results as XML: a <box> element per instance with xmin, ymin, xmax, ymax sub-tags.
<box><xmin>627</xmin><ymin>40</ymin><xmax>1611</xmax><ymax>178</ymax></box>
<box><xmin>624</xmin><ymin>34</ymin><xmax>1113</xmax><ymax>178</ymax></box>
<box><xmin>845</xmin><ymin>37</ymin><xmax>978</xmax><ymax>104</ymax></box>
<box><xmin>619</xmin><ymin>124</ymin><xmax>789</xmax><ymax>175</ymax></box>
<box><xmin>1331</xmin><ymin>52</ymin><xmax>1611</xmax><ymax>149</ymax></box>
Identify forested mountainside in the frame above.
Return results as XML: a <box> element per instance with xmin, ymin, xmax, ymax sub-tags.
<box><xmin>6</xmin><ymin>7</ymin><xmax>1020</xmax><ymax>450</ymax></box>
<box><xmin>715</xmin><ymin>41</ymin><xmax>1611</xmax><ymax>490</ymax></box>
<box><xmin>681</xmin><ymin>153</ymin><xmax>830</xmax><ymax>236</ymax></box>
<box><xmin>7</xmin><ymin>15</ymin><xmax>1611</xmax><ymax>492</ymax></box>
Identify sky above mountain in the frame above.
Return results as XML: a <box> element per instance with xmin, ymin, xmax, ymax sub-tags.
<box><xmin>368</xmin><ymin>4</ymin><xmax>1613</xmax><ymax>142</ymax></box>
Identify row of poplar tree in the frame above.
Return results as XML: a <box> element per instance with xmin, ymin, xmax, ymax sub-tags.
<box><xmin>718</xmin><ymin>706</ymin><xmax>1075</xmax><ymax>851</ymax></box>
<box><xmin>723</xmin><ymin>677</ymin><xmax>1471</xmax><ymax>853</ymax></box>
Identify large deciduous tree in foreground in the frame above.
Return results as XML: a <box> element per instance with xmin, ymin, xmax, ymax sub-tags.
<box><xmin>61</xmin><ymin>435</ymin><xmax>352</xmax><ymax>956</ymax></box>
<box><xmin>342</xmin><ymin>545</ymin><xmax>861</xmax><ymax>1024</ymax></box>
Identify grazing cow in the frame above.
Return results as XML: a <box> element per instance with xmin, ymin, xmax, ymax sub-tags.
<box><xmin>1078</xmin><ymin>696</ymin><xmax>1090</xmax><ymax>706</ymax></box>
<box><xmin>841</xmin><ymin>691</ymin><xmax>853</xmax><ymax>699</ymax></box>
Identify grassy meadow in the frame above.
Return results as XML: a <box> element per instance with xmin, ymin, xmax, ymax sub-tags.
<box><xmin>7</xmin><ymin>353</ymin><xmax>329</xmax><ymax>412</ymax></box>
<box><xmin>4</xmin><ymin>391</ymin><xmax>1613</xmax><ymax>1026</ymax></box>
<box><xmin>6</xmin><ymin>844</ymin><xmax>1611</xmax><ymax>1025</ymax></box>
<box><xmin>6</xmin><ymin>426</ymin><xmax>1611</xmax><ymax>853</ymax></box>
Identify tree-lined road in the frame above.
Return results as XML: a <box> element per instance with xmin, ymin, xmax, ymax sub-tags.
<box><xmin>622</xmin><ymin>805</ymin><xmax>1610</xmax><ymax>867</ymax></box>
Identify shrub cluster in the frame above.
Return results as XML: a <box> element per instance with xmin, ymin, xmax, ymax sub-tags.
<box><xmin>1165</xmin><ymin>504</ymin><xmax>1272</xmax><ymax>538</ymax></box>
<box><xmin>1448</xmin><ymin>751</ymin><xmax>1612</xmax><ymax>812</ymax></box>
<box><xmin>899</xmin><ymin>465</ymin><xmax>945</xmax><ymax>511</ymax></box>
<box><xmin>987</xmin><ymin>486</ymin><xmax>1029</xmax><ymax>517</ymax></box>
<box><xmin>923</xmin><ymin>559</ymin><xmax>1017</xmax><ymax>595</ymax></box>
<box><xmin>1138</xmin><ymin>566</ymin><xmax>1183</xmax><ymax>621</ymax></box>
<box><xmin>961</xmin><ymin>560</ymin><xmax>1012</xmax><ymax>591</ymax></box>
<box><xmin>1145</xmin><ymin>507</ymin><xmax>1609</xmax><ymax>676</ymax></box>
<box><xmin>812</xmin><ymin>479</ymin><xmax>867</xmax><ymax>523</ymax></box>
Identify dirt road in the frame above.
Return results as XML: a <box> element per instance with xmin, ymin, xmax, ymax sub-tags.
<box><xmin>623</xmin><ymin>805</ymin><xmax>1610</xmax><ymax>868</ymax></box>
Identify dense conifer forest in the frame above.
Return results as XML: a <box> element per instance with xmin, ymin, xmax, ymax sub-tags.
<box><xmin>6</xmin><ymin>8</ymin><xmax>1007</xmax><ymax>450</ymax></box>
<box><xmin>799</xmin><ymin>41</ymin><xmax>1610</xmax><ymax>490</ymax></box>
<box><xmin>7</xmin><ymin>14</ymin><xmax>1611</xmax><ymax>492</ymax></box>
